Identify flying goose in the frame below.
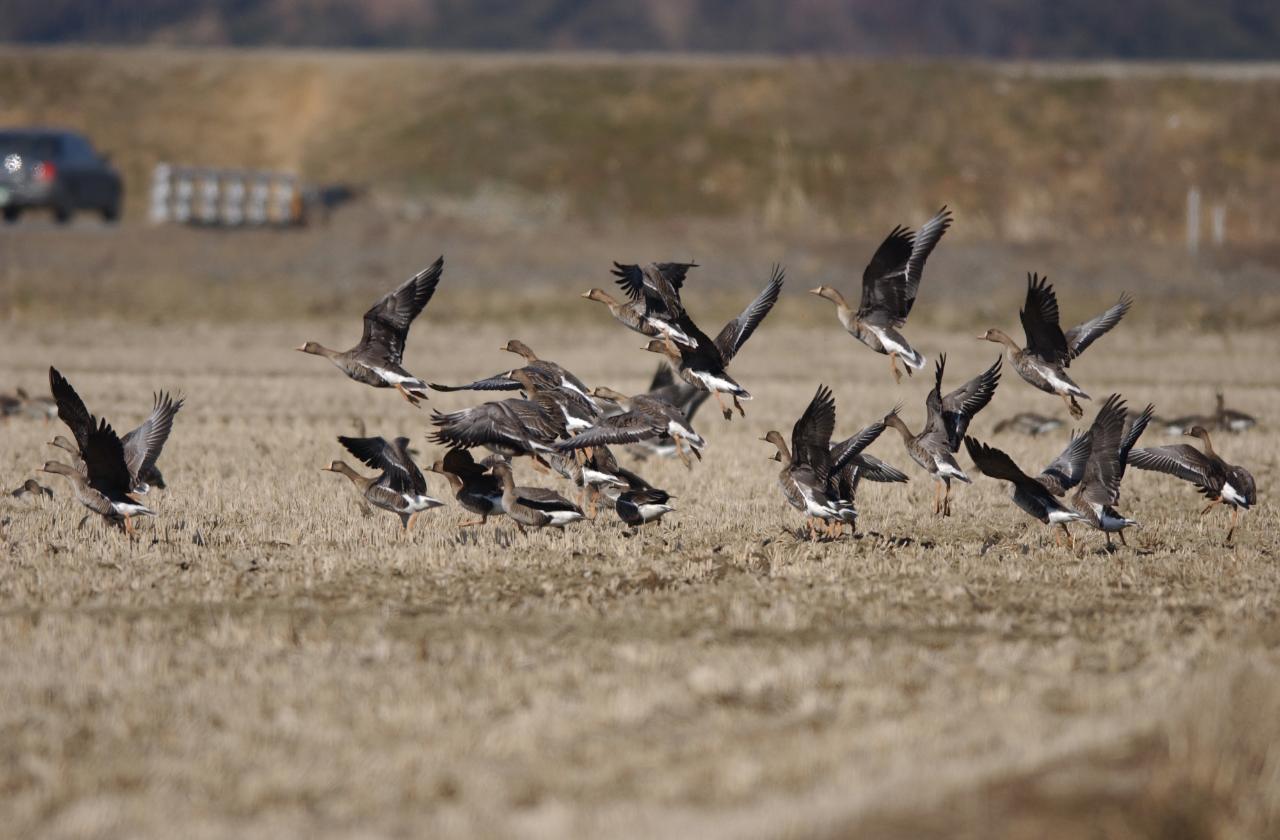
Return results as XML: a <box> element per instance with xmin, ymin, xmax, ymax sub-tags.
<box><xmin>297</xmin><ymin>256</ymin><xmax>443</xmax><ymax>406</ymax></box>
<box><xmin>1065</xmin><ymin>395</ymin><xmax>1151</xmax><ymax>548</ymax></box>
<box><xmin>1126</xmin><ymin>425</ymin><xmax>1257</xmax><ymax>543</ymax></box>
<box><xmin>623</xmin><ymin>363</ymin><xmax>712</xmax><ymax>460</ymax></box>
<box><xmin>429</xmin><ymin>397</ymin><xmax>564</xmax><ymax>464</ymax></box>
<box><xmin>48</xmin><ymin>368</ymin><xmax>183</xmax><ymax>494</ymax></box>
<box><xmin>490</xmin><ymin>461</ymin><xmax>584</xmax><ymax>530</ymax></box>
<box><xmin>964</xmin><ymin>436</ymin><xmax>1086</xmax><ymax>543</ymax></box>
<box><xmin>760</xmin><ymin>385</ymin><xmax>844</xmax><ymax>538</ymax></box>
<box><xmin>979</xmin><ymin>273</ymin><xmax>1131</xmax><ymax>419</ymax></box>
<box><xmin>810</xmin><ymin>206</ymin><xmax>952</xmax><ymax>382</ymax></box>
<box><xmin>430</xmin><ymin>340</ymin><xmax>593</xmax><ymax>403</ymax></box>
<box><xmin>556</xmin><ymin>386</ymin><xmax>706</xmax><ymax>468</ymax></box>
<box><xmin>428</xmin><ymin>448</ymin><xmax>505</xmax><ymax>527</ymax></box>
<box><xmin>883</xmin><ymin>354</ymin><xmax>1001</xmax><ymax>516</ymax></box>
<box><xmin>323</xmin><ymin>435</ymin><xmax>443</xmax><ymax>531</ymax></box>
<box><xmin>643</xmin><ymin>264</ymin><xmax>784</xmax><ymax>420</ymax></box>
<box><xmin>582</xmin><ymin>262</ymin><xmax>700</xmax><ymax>349</ymax></box>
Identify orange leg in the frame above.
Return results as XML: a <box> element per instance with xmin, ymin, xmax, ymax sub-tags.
<box><xmin>733</xmin><ymin>395</ymin><xmax>746</xmax><ymax>417</ymax></box>
<box><xmin>1062</xmin><ymin>393</ymin><xmax>1083</xmax><ymax>419</ymax></box>
<box><xmin>1226</xmin><ymin>507</ymin><xmax>1240</xmax><ymax>543</ymax></box>
<box><xmin>1201</xmin><ymin>498</ymin><xmax>1223</xmax><ymax>516</ymax></box>
<box><xmin>889</xmin><ymin>353</ymin><xmax>902</xmax><ymax>384</ymax></box>
<box><xmin>395</xmin><ymin>383</ymin><xmax>421</xmax><ymax>407</ymax></box>
<box><xmin>459</xmin><ymin>516</ymin><xmax>487</xmax><ymax>528</ymax></box>
<box><xmin>713</xmin><ymin>391</ymin><xmax>731</xmax><ymax>420</ymax></box>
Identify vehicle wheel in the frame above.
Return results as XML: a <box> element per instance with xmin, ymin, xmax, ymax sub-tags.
<box><xmin>101</xmin><ymin>203</ymin><xmax>120</xmax><ymax>223</ymax></box>
<box><xmin>1</xmin><ymin>206</ymin><xmax>18</xmax><ymax>223</ymax></box>
<box><xmin>53</xmin><ymin>205</ymin><xmax>72</xmax><ymax>224</ymax></box>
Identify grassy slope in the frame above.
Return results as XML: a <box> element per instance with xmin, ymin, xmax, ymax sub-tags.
<box><xmin>2</xmin><ymin>48</ymin><xmax>1280</xmax><ymax>242</ymax></box>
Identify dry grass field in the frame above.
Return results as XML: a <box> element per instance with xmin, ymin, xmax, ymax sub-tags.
<box><xmin>1</xmin><ymin>311</ymin><xmax>1277</xmax><ymax>838</ymax></box>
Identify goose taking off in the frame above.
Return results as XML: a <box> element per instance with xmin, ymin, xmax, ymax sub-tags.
<box><xmin>643</xmin><ymin>264</ymin><xmax>784</xmax><ymax>420</ymax></box>
<box><xmin>430</xmin><ymin>339</ymin><xmax>593</xmax><ymax>403</ymax></box>
<box><xmin>1127</xmin><ymin>425</ymin><xmax>1256</xmax><ymax>543</ymax></box>
<box><xmin>297</xmin><ymin>257</ymin><xmax>443</xmax><ymax>406</ymax></box>
<box><xmin>761</xmin><ymin>385</ymin><xmax>844</xmax><ymax>539</ymax></box>
<box><xmin>323</xmin><ymin>435</ymin><xmax>442</xmax><ymax>531</ymax></box>
<box><xmin>558</xmin><ymin>386</ymin><xmax>705</xmax><ymax>469</ymax></box>
<box><xmin>964</xmin><ymin>436</ymin><xmax>1086</xmax><ymax>543</ymax></box>
<box><xmin>1065</xmin><ymin>395</ymin><xmax>1151</xmax><ymax>548</ymax></box>
<box><xmin>428</xmin><ymin>448</ymin><xmax>505</xmax><ymax>527</ymax></box>
<box><xmin>582</xmin><ymin>262</ymin><xmax>700</xmax><ymax>349</ymax></box>
<box><xmin>810</xmin><ymin>206</ymin><xmax>951</xmax><ymax>383</ymax></box>
<box><xmin>623</xmin><ymin>363</ymin><xmax>711</xmax><ymax>461</ymax></box>
<box><xmin>979</xmin><ymin>273</ymin><xmax>1131</xmax><ymax>419</ymax></box>
<box><xmin>49</xmin><ymin>367</ymin><xmax>183</xmax><ymax>495</ymax></box>
<box><xmin>883</xmin><ymin>354</ymin><xmax>1001</xmax><ymax>516</ymax></box>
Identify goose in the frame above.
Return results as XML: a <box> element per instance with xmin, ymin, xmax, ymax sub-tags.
<box><xmin>615</xmin><ymin>489</ymin><xmax>676</xmax><ymax>527</ymax></box>
<box><xmin>428</xmin><ymin>448</ymin><xmax>505</xmax><ymax>527</ymax></box>
<box><xmin>760</xmin><ymin>385</ymin><xmax>844</xmax><ymax>538</ymax></box>
<box><xmin>582</xmin><ymin>262</ymin><xmax>700</xmax><ymax>349</ymax></box>
<box><xmin>10</xmin><ymin>478</ymin><xmax>53</xmax><ymax>500</ymax></box>
<box><xmin>824</xmin><ymin>420</ymin><xmax>900</xmax><ymax>535</ymax></box>
<box><xmin>490</xmin><ymin>461</ymin><xmax>584</xmax><ymax>530</ymax></box>
<box><xmin>41</xmin><ymin>415</ymin><xmax>154</xmax><ymax>535</ymax></box>
<box><xmin>882</xmin><ymin>354</ymin><xmax>1001</xmax><ymax>516</ymax></box>
<box><xmin>430</xmin><ymin>340</ymin><xmax>593</xmax><ymax>403</ymax></box>
<box><xmin>297</xmin><ymin>256</ymin><xmax>443</xmax><ymax>406</ymax></box>
<box><xmin>323</xmin><ymin>435</ymin><xmax>442</xmax><ymax>531</ymax></box>
<box><xmin>964</xmin><ymin>436</ymin><xmax>1086</xmax><ymax>542</ymax></box>
<box><xmin>810</xmin><ymin>206</ymin><xmax>952</xmax><ymax>383</ymax></box>
<box><xmin>15</xmin><ymin>387</ymin><xmax>57</xmax><ymax>421</ymax></box>
<box><xmin>979</xmin><ymin>273</ymin><xmax>1131</xmax><ymax>419</ymax></box>
<box><xmin>48</xmin><ymin>368</ymin><xmax>183</xmax><ymax>494</ymax></box>
<box><xmin>507</xmin><ymin>368</ymin><xmax>601</xmax><ymax>434</ymax></box>
<box><xmin>1126</xmin><ymin>425</ymin><xmax>1257</xmax><ymax>543</ymax></box>
<box><xmin>550</xmin><ymin>444</ymin><xmax>648</xmax><ymax>516</ymax></box>
<box><xmin>992</xmin><ymin>411</ymin><xmax>1064</xmax><ymax>437</ymax></box>
<box><xmin>643</xmin><ymin>264</ymin><xmax>784</xmax><ymax>420</ymax></box>
<box><xmin>556</xmin><ymin>386</ymin><xmax>706</xmax><ymax>469</ymax></box>
<box><xmin>429</xmin><ymin>397</ymin><xmax>564</xmax><ymax>464</ymax></box>
<box><xmin>1066</xmin><ymin>395</ymin><xmax>1153</xmax><ymax>548</ymax></box>
<box><xmin>1216</xmin><ymin>391</ymin><xmax>1257</xmax><ymax>433</ymax></box>
<box><xmin>623</xmin><ymin>363</ymin><xmax>711</xmax><ymax>460</ymax></box>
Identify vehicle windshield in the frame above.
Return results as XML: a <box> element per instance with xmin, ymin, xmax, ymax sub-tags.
<box><xmin>0</xmin><ymin>134</ymin><xmax>60</xmax><ymax>159</ymax></box>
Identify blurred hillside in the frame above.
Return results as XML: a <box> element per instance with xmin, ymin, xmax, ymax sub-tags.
<box><xmin>6</xmin><ymin>1</ymin><xmax>1280</xmax><ymax>59</ymax></box>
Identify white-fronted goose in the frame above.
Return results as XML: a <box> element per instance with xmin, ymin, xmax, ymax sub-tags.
<box><xmin>10</xmin><ymin>478</ymin><xmax>53</xmax><ymax>500</ymax></box>
<box><xmin>297</xmin><ymin>256</ymin><xmax>443</xmax><ymax>406</ymax></box>
<box><xmin>810</xmin><ymin>206</ymin><xmax>952</xmax><ymax>383</ymax></box>
<box><xmin>551</xmin><ymin>444</ymin><xmax>648</xmax><ymax>517</ymax></box>
<box><xmin>49</xmin><ymin>368</ymin><xmax>183</xmax><ymax>494</ymax></box>
<box><xmin>1065</xmin><ymin>395</ymin><xmax>1151</xmax><ymax>547</ymax></box>
<box><xmin>979</xmin><ymin>273</ymin><xmax>1131</xmax><ymax>419</ymax></box>
<box><xmin>429</xmin><ymin>397</ymin><xmax>564</xmax><ymax>464</ymax></box>
<box><xmin>964</xmin><ymin>436</ymin><xmax>1086</xmax><ymax>542</ymax></box>
<box><xmin>583</xmin><ymin>262</ymin><xmax>699</xmax><ymax>349</ymax></box>
<box><xmin>15</xmin><ymin>387</ymin><xmax>57</xmax><ymax>421</ymax></box>
<box><xmin>323</xmin><ymin>435</ymin><xmax>442</xmax><ymax>531</ymax></box>
<box><xmin>761</xmin><ymin>385</ymin><xmax>844</xmax><ymax>538</ymax></box>
<box><xmin>992</xmin><ymin>411</ymin><xmax>1065</xmax><ymax>437</ymax></box>
<box><xmin>430</xmin><ymin>339</ymin><xmax>594</xmax><ymax>403</ymax></box>
<box><xmin>1215</xmin><ymin>391</ymin><xmax>1257</xmax><ymax>433</ymax></box>
<box><xmin>624</xmin><ymin>363</ymin><xmax>711</xmax><ymax>460</ymax></box>
<box><xmin>557</xmin><ymin>386</ymin><xmax>705</xmax><ymax>468</ymax></box>
<box><xmin>490</xmin><ymin>461</ymin><xmax>584</xmax><ymax>530</ymax></box>
<box><xmin>1127</xmin><ymin>425</ymin><xmax>1257</xmax><ymax>543</ymax></box>
<box><xmin>883</xmin><ymin>354</ymin><xmax>1001</xmax><ymax>515</ymax></box>
<box><xmin>508</xmin><ymin>368</ymin><xmax>601</xmax><ymax>434</ymax></box>
<box><xmin>643</xmin><ymin>264</ymin><xmax>784</xmax><ymax>420</ymax></box>
<box><xmin>817</xmin><ymin>420</ymin><xmax>893</xmax><ymax>536</ymax></box>
<box><xmin>615</xmin><ymin>488</ymin><xmax>676</xmax><ymax>527</ymax></box>
<box><xmin>428</xmin><ymin>448</ymin><xmax>505</xmax><ymax>527</ymax></box>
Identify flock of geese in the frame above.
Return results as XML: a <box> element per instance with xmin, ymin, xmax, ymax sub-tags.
<box><xmin>9</xmin><ymin>207</ymin><xmax>1260</xmax><ymax>546</ymax></box>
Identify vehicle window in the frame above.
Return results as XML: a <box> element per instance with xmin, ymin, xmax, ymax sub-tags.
<box><xmin>0</xmin><ymin>134</ymin><xmax>59</xmax><ymax>159</ymax></box>
<box><xmin>62</xmin><ymin>135</ymin><xmax>97</xmax><ymax>164</ymax></box>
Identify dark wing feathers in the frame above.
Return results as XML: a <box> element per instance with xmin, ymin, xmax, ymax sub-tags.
<box><xmin>1038</xmin><ymin>430</ymin><xmax>1092</xmax><ymax>496</ymax></box>
<box><xmin>429</xmin><ymin>375</ymin><xmax>523</xmax><ymax>393</ymax></box>
<box><xmin>1019</xmin><ymin>273</ymin><xmax>1070</xmax><ymax>365</ymax></box>
<box><xmin>791</xmin><ymin>385</ymin><xmax>836</xmax><ymax>486</ymax></box>
<box><xmin>122</xmin><ymin>391</ymin><xmax>183</xmax><ymax>482</ymax></box>
<box><xmin>905</xmin><ymin>206</ymin><xmax>952</xmax><ymax>294</ymax></box>
<box><xmin>81</xmin><ymin>417</ymin><xmax>134</xmax><ymax>499</ymax></box>
<box><xmin>851</xmin><ymin>453</ymin><xmax>910</xmax><ymax>483</ymax></box>
<box><xmin>555</xmin><ymin>413</ymin><xmax>661</xmax><ymax>450</ymax></box>
<box><xmin>829</xmin><ymin>421</ymin><xmax>886</xmax><ymax>475</ymax></box>
<box><xmin>360</xmin><ymin>256</ymin><xmax>444</xmax><ymax>364</ymax></box>
<box><xmin>1079</xmin><ymin>394</ymin><xmax>1127</xmax><ymax>506</ymax></box>
<box><xmin>713</xmin><ymin>264</ymin><xmax>784</xmax><ymax>363</ymax></box>
<box><xmin>338</xmin><ymin>435</ymin><xmax>424</xmax><ymax>493</ymax></box>
<box><xmin>1126</xmin><ymin>445</ymin><xmax>1215</xmax><ymax>489</ymax></box>
<box><xmin>964</xmin><ymin>436</ymin><xmax>1036</xmax><ymax>488</ymax></box>
<box><xmin>939</xmin><ymin>356</ymin><xmax>1002</xmax><ymax>451</ymax></box>
<box><xmin>1117</xmin><ymin>403</ymin><xmax>1154</xmax><ymax>481</ymax></box>
<box><xmin>859</xmin><ymin>207</ymin><xmax>950</xmax><ymax>326</ymax></box>
<box><xmin>49</xmin><ymin>366</ymin><xmax>94</xmax><ymax>453</ymax></box>
<box><xmin>1066</xmin><ymin>292</ymin><xmax>1132</xmax><ymax>360</ymax></box>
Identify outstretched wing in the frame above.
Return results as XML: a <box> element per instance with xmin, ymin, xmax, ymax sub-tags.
<box><xmin>1038</xmin><ymin>430</ymin><xmax>1092</xmax><ymax>496</ymax></box>
<box><xmin>964</xmin><ymin>436</ymin><xmax>1035</xmax><ymax>488</ymax></box>
<box><xmin>851</xmin><ymin>453</ymin><xmax>910</xmax><ymax>483</ymax></box>
<box><xmin>1079</xmin><ymin>394</ymin><xmax>1127</xmax><ymax>506</ymax></box>
<box><xmin>1126</xmin><ymin>444</ymin><xmax>1214</xmax><ymax>491</ymax></box>
<box><xmin>937</xmin><ymin>356</ymin><xmax>1002</xmax><ymax>451</ymax></box>
<box><xmin>858</xmin><ymin>207</ymin><xmax>950</xmax><ymax>327</ymax></box>
<box><xmin>1117</xmin><ymin>403</ymin><xmax>1154</xmax><ymax>483</ymax></box>
<box><xmin>429</xmin><ymin>374</ymin><xmax>522</xmax><ymax>393</ymax></box>
<box><xmin>1019</xmin><ymin>273</ymin><xmax>1070</xmax><ymax>365</ymax></box>
<box><xmin>829</xmin><ymin>421</ymin><xmax>886</xmax><ymax>474</ymax></box>
<box><xmin>82</xmin><ymin>417</ymin><xmax>134</xmax><ymax>499</ymax></box>
<box><xmin>1066</xmin><ymin>293</ymin><xmax>1132</xmax><ymax>360</ymax></box>
<box><xmin>555</xmin><ymin>413</ymin><xmax>661</xmax><ymax>451</ymax></box>
<box><xmin>713</xmin><ymin>264</ymin><xmax>784</xmax><ymax>363</ymax></box>
<box><xmin>122</xmin><ymin>391</ymin><xmax>184</xmax><ymax>484</ymax></box>
<box><xmin>791</xmin><ymin>385</ymin><xmax>836</xmax><ymax>486</ymax></box>
<box><xmin>49</xmin><ymin>366</ymin><xmax>94</xmax><ymax>453</ymax></box>
<box><xmin>360</xmin><ymin>256</ymin><xmax>444</xmax><ymax>364</ymax></box>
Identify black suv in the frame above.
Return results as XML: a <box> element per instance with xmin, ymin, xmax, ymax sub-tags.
<box><xmin>0</xmin><ymin>129</ymin><xmax>122</xmax><ymax>223</ymax></box>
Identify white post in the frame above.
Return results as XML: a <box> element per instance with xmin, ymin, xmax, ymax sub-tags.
<box><xmin>1186</xmin><ymin>187</ymin><xmax>1200</xmax><ymax>255</ymax></box>
<box><xmin>148</xmin><ymin>163</ymin><xmax>172</xmax><ymax>225</ymax></box>
<box><xmin>1211</xmin><ymin>204</ymin><xmax>1226</xmax><ymax>246</ymax></box>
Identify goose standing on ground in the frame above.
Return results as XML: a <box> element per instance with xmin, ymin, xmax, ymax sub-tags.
<box><xmin>429</xmin><ymin>397</ymin><xmax>564</xmax><ymax>465</ymax></box>
<box><xmin>883</xmin><ymin>354</ymin><xmax>1001</xmax><ymax>516</ymax></box>
<box><xmin>428</xmin><ymin>448</ymin><xmax>505</xmax><ymax>527</ymax></box>
<box><xmin>1126</xmin><ymin>425</ymin><xmax>1257</xmax><ymax>543</ymax></box>
<box><xmin>297</xmin><ymin>256</ymin><xmax>443</xmax><ymax>406</ymax></box>
<box><xmin>810</xmin><ymin>206</ymin><xmax>951</xmax><ymax>383</ymax></box>
<box><xmin>1215</xmin><ymin>391</ymin><xmax>1257</xmax><ymax>433</ymax></box>
<box><xmin>964</xmin><ymin>436</ymin><xmax>1086</xmax><ymax>542</ymax></box>
<box><xmin>760</xmin><ymin>385</ymin><xmax>843</xmax><ymax>538</ymax></box>
<box><xmin>992</xmin><ymin>411</ymin><xmax>1064</xmax><ymax>437</ymax></box>
<box><xmin>49</xmin><ymin>368</ymin><xmax>183</xmax><ymax>495</ymax></box>
<box><xmin>490</xmin><ymin>461</ymin><xmax>584</xmax><ymax>531</ymax></box>
<box><xmin>643</xmin><ymin>264</ymin><xmax>784</xmax><ymax>420</ymax></box>
<box><xmin>1066</xmin><ymin>395</ymin><xmax>1153</xmax><ymax>548</ymax></box>
<box><xmin>623</xmin><ymin>363</ymin><xmax>711</xmax><ymax>460</ymax></box>
<box><xmin>581</xmin><ymin>262</ymin><xmax>700</xmax><ymax>349</ymax></box>
<box><xmin>615</xmin><ymin>489</ymin><xmax>676</xmax><ymax>527</ymax></box>
<box><xmin>10</xmin><ymin>479</ymin><xmax>53</xmax><ymax>500</ymax></box>
<box><xmin>557</xmin><ymin>386</ymin><xmax>706</xmax><ymax>469</ymax></box>
<box><xmin>978</xmin><ymin>273</ymin><xmax>1131</xmax><ymax>419</ymax></box>
<box><xmin>825</xmin><ymin>420</ymin><xmax>901</xmax><ymax>534</ymax></box>
<box><xmin>322</xmin><ymin>435</ymin><xmax>442</xmax><ymax>531</ymax></box>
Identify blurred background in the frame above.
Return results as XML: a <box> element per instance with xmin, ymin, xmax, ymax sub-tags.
<box><xmin>2</xmin><ymin>1</ymin><xmax>1279</xmax><ymax>326</ymax></box>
